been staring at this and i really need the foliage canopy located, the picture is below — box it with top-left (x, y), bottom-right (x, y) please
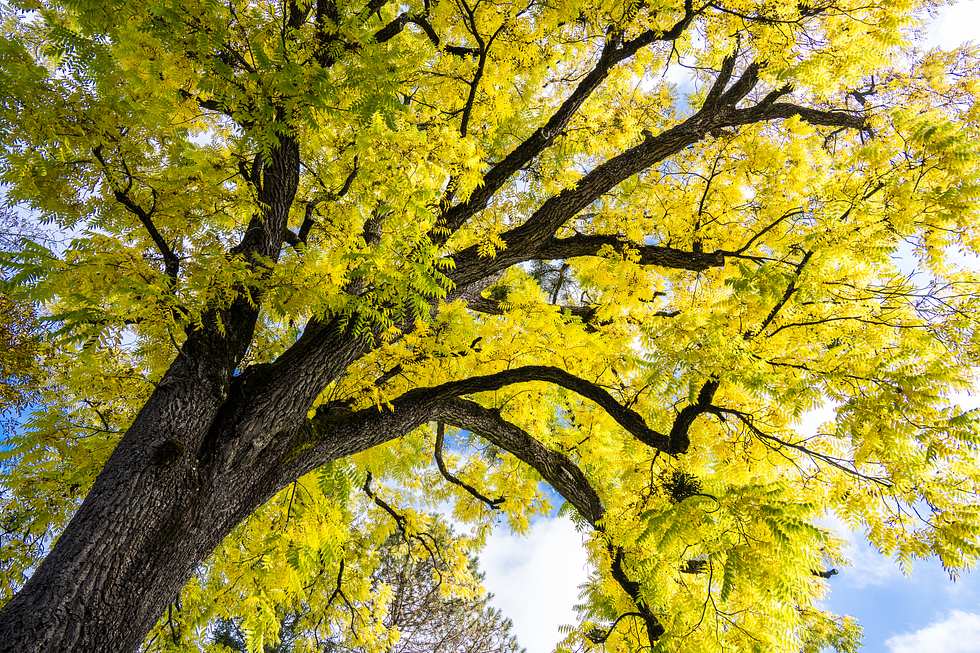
top-left (0, 0), bottom-right (978, 651)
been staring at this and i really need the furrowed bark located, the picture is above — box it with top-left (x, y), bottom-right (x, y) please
top-left (0, 354), bottom-right (439, 652)
top-left (0, 356), bottom-right (230, 652)
top-left (0, 133), bottom-right (303, 652)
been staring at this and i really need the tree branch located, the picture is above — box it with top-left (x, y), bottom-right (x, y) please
top-left (433, 421), bottom-right (505, 510)
top-left (609, 546), bottom-right (666, 642)
top-left (715, 407), bottom-right (892, 486)
top-left (466, 295), bottom-right (597, 320)
top-left (729, 101), bottom-right (867, 131)
top-left (93, 146), bottom-right (180, 284)
top-left (287, 157), bottom-right (359, 249)
top-left (466, 294), bottom-right (681, 333)
top-left (435, 1), bottom-right (700, 240)
top-left (538, 234), bottom-right (727, 271)
top-left (410, 365), bottom-right (674, 452)
top-left (744, 250), bottom-right (813, 339)
top-left (229, 135), bottom-right (300, 261)
top-left (449, 59), bottom-right (866, 291)
top-left (667, 379), bottom-right (720, 455)
top-left (288, 385), bottom-right (697, 646)
top-left (436, 398), bottom-right (604, 525)
top-left (436, 398), bottom-right (666, 643)
top-left (374, 12), bottom-right (479, 57)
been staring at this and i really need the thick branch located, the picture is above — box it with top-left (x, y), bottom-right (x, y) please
top-left (450, 62), bottom-right (865, 290)
top-left (114, 190), bottom-right (180, 283)
top-left (436, 1), bottom-right (699, 239)
top-left (408, 365), bottom-right (673, 452)
top-left (288, 388), bottom-right (690, 645)
top-left (538, 234), bottom-right (726, 271)
top-left (437, 398), bottom-right (604, 525)
top-left (287, 361), bottom-right (675, 484)
top-left (437, 398), bottom-right (665, 642)
top-left (667, 379), bottom-right (720, 454)
top-left (314, 0), bottom-right (342, 66)
top-left (459, 38), bottom-right (491, 137)
top-left (729, 102), bottom-right (867, 131)
top-left (230, 135), bottom-right (301, 262)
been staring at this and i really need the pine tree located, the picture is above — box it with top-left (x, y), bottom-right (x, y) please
top-left (201, 535), bottom-right (522, 653)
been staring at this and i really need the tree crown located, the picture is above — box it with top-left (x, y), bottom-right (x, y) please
top-left (0, 0), bottom-right (978, 651)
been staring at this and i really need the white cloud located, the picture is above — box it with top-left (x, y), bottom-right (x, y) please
top-left (794, 402), bottom-right (839, 438)
top-left (479, 516), bottom-right (591, 653)
top-left (926, 1), bottom-right (980, 50)
top-left (886, 611), bottom-right (980, 653)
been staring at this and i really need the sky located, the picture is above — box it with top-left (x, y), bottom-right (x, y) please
top-left (477, 3), bottom-right (980, 652)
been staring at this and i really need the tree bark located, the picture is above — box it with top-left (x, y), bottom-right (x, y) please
top-left (0, 358), bottom-right (235, 652)
top-left (0, 333), bottom-right (443, 651)
top-left (0, 135), bottom-right (310, 653)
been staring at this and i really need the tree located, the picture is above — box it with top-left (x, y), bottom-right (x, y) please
top-left (201, 531), bottom-right (522, 653)
top-left (0, 208), bottom-right (41, 423)
top-left (0, 0), bottom-right (977, 651)
top-left (0, 292), bottom-right (39, 421)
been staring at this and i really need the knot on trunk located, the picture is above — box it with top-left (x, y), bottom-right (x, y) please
top-left (151, 439), bottom-right (184, 467)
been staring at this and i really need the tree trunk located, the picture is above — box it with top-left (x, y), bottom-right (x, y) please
top-left (0, 323), bottom-right (423, 652)
top-left (0, 420), bottom-right (295, 651)
top-left (0, 132), bottom-right (314, 652)
top-left (0, 343), bottom-right (280, 651)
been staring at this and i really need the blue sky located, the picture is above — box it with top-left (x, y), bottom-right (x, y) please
top-left (828, 549), bottom-right (980, 652)
top-left (479, 474), bottom-right (980, 653)
top-left (477, 3), bottom-right (980, 651)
